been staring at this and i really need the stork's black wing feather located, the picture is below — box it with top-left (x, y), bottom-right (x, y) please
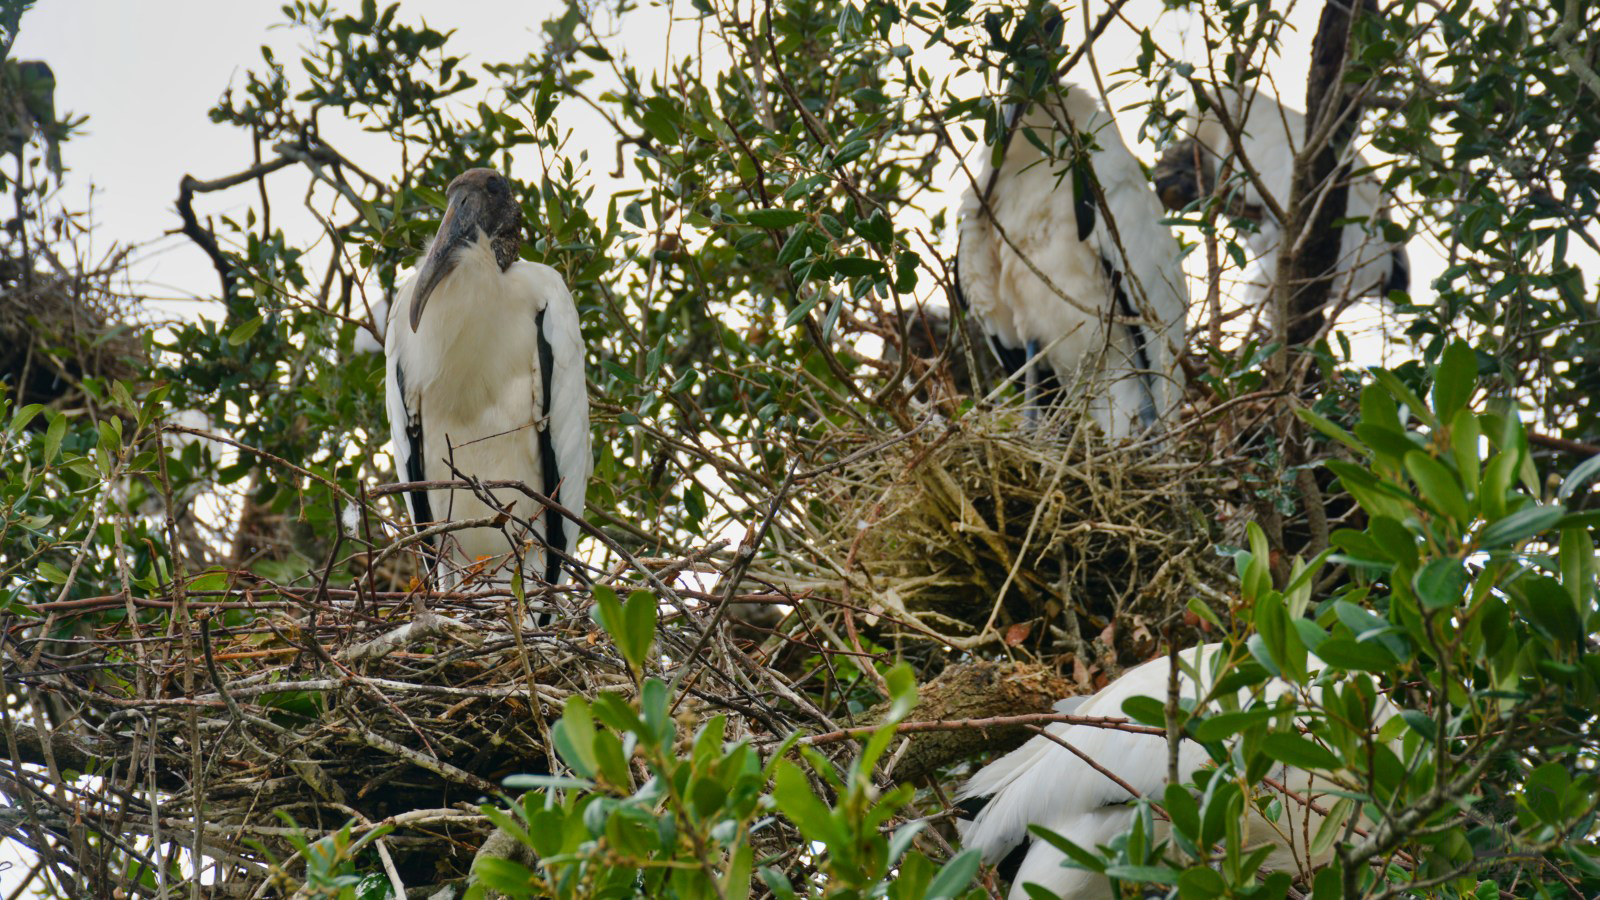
top-left (394, 361), bottom-right (435, 549)
top-left (1386, 244), bottom-right (1411, 297)
top-left (1073, 162), bottom-right (1097, 243)
top-left (1100, 255), bottom-right (1157, 428)
top-left (534, 308), bottom-right (567, 585)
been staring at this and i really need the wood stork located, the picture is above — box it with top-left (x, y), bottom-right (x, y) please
top-left (956, 81), bottom-right (1189, 439)
top-left (384, 168), bottom-right (591, 587)
top-left (955, 643), bottom-right (1393, 898)
top-left (1152, 87), bottom-right (1409, 307)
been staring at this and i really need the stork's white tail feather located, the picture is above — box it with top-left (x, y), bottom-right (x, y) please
top-left (955, 643), bottom-right (1394, 899)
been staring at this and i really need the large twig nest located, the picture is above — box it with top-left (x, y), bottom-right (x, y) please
top-left (30, 588), bottom-right (620, 891)
top-left (765, 406), bottom-right (1227, 664)
top-left (0, 251), bottom-right (144, 414)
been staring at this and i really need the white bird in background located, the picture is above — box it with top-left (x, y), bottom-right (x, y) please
top-left (1153, 87), bottom-right (1410, 307)
top-left (957, 65), bottom-right (1189, 438)
top-left (384, 168), bottom-right (591, 587)
top-left (353, 293), bottom-right (388, 355)
top-left (112, 409), bottom-right (221, 520)
top-left (956, 643), bottom-right (1393, 898)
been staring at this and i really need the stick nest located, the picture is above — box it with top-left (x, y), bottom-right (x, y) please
top-left (0, 247), bottom-right (145, 414)
top-left (761, 406), bottom-right (1231, 665)
top-left (28, 587), bottom-right (631, 894)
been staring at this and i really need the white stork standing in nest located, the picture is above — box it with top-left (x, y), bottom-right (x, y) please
top-left (1152, 87), bottom-right (1410, 308)
top-left (384, 168), bottom-right (590, 588)
top-left (955, 642), bottom-right (1395, 898)
top-left (956, 31), bottom-right (1189, 438)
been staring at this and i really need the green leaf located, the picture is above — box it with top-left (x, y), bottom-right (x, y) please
top-left (783, 291), bottom-right (823, 327)
top-left (1189, 708), bottom-right (1274, 742)
top-left (831, 139), bottom-right (870, 165)
top-left (1315, 639), bottom-right (1395, 672)
top-left (188, 571), bottom-right (231, 594)
top-left (1254, 593), bottom-right (1304, 682)
top-left (412, 185), bottom-right (447, 209)
top-left (1405, 451), bottom-right (1471, 523)
top-left (1450, 407), bottom-right (1482, 496)
top-left (1479, 504), bottom-right (1565, 548)
top-left (758, 866), bottom-right (798, 900)
top-left (42, 412), bottom-right (66, 465)
top-left (1370, 367), bottom-right (1437, 428)
top-left (1432, 339), bottom-right (1477, 419)
top-left (745, 208), bottom-right (805, 229)
top-left (1413, 558), bottom-right (1466, 610)
top-left (1261, 732), bottom-right (1341, 771)
top-left (776, 224), bottom-right (811, 266)
top-left (1104, 865), bottom-right (1178, 886)
top-left (228, 316), bottom-right (263, 346)
top-left (886, 822), bottom-right (925, 868)
top-left (1517, 576), bottom-right (1583, 648)
top-left (1310, 864), bottom-right (1345, 900)
top-left (924, 848), bottom-right (980, 899)
top-left (1296, 408), bottom-right (1365, 454)
top-left (771, 761), bottom-right (839, 846)
top-left (621, 589), bottom-right (657, 670)
top-left (1359, 382), bottom-right (1402, 431)
top-left (1163, 783), bottom-right (1200, 839)
top-left (640, 677), bottom-right (672, 743)
top-left (1177, 866), bottom-right (1227, 896)
top-left (501, 773), bottom-right (594, 791)
top-left (9, 402), bottom-right (43, 433)
top-left (723, 841), bottom-right (753, 899)
top-left (1027, 824), bottom-right (1105, 872)
top-left (882, 661), bottom-right (918, 723)
top-left (639, 108), bottom-right (678, 145)
top-left (551, 696), bottom-right (598, 778)
top-left (1399, 709), bottom-right (1437, 741)
top-left (37, 560), bottom-right (68, 585)
top-left (480, 804), bottom-right (534, 850)
top-left (1355, 421), bottom-right (1424, 463)
top-left (472, 855), bottom-right (538, 892)
top-left (1482, 450), bottom-right (1517, 519)
top-left (1522, 762), bottom-right (1570, 823)
top-left (831, 255), bottom-right (883, 278)
top-left (1186, 597), bottom-right (1224, 632)
top-left (1121, 695), bottom-right (1166, 727)
top-left (1559, 451), bottom-right (1600, 500)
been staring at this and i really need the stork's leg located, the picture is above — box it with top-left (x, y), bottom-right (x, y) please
top-left (1024, 339), bottom-right (1041, 425)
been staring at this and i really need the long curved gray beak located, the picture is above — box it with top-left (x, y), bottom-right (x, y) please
top-left (409, 188), bottom-right (485, 331)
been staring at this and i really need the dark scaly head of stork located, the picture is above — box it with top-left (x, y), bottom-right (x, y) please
top-left (408, 167), bottom-right (525, 331)
top-left (1004, 2), bottom-right (1064, 100)
top-left (1153, 137), bottom-right (1211, 212)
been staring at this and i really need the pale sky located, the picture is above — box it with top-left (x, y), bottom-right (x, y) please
top-left (14, 0), bottom-right (1418, 329)
top-left (14, 1), bottom-right (599, 311)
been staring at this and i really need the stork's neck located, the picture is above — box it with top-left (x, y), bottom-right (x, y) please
top-left (420, 237), bottom-right (518, 326)
top-left (405, 243), bottom-right (538, 417)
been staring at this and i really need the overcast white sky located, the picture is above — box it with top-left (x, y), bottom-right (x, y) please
top-left (14, 1), bottom-right (607, 310)
top-left (12, 0), bottom-right (1395, 318)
